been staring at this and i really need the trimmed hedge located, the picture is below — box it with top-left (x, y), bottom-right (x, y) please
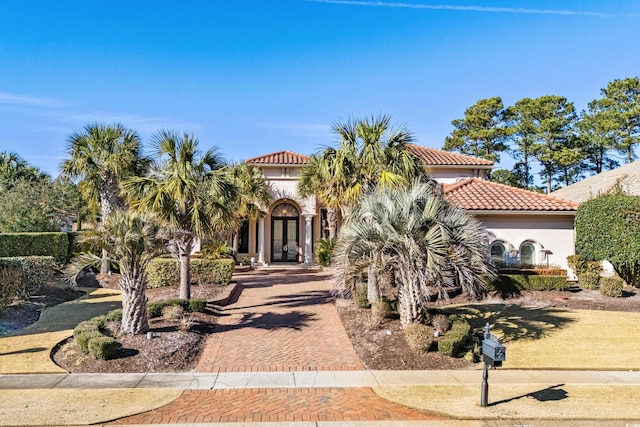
top-left (88, 336), bottom-right (121, 360)
top-left (147, 298), bottom-right (208, 318)
top-left (0, 256), bottom-right (55, 299)
top-left (146, 258), bottom-right (234, 288)
top-left (498, 268), bottom-right (567, 276)
top-left (0, 262), bottom-right (21, 310)
top-left (404, 323), bottom-right (433, 352)
top-left (578, 272), bottom-right (600, 290)
top-left (0, 233), bottom-right (69, 264)
top-left (599, 277), bottom-right (624, 297)
top-left (73, 315), bottom-right (121, 359)
top-left (485, 275), bottom-right (570, 293)
top-left (438, 316), bottom-right (471, 357)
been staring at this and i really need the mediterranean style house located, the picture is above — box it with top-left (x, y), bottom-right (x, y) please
top-left (233, 145), bottom-right (579, 273)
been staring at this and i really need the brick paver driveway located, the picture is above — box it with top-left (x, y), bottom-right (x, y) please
top-left (111, 269), bottom-right (440, 424)
top-left (196, 269), bottom-right (363, 372)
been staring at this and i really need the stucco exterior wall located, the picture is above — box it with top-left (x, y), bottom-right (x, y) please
top-left (476, 213), bottom-right (576, 274)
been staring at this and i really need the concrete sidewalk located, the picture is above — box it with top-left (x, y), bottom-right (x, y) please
top-left (2, 369), bottom-right (639, 390)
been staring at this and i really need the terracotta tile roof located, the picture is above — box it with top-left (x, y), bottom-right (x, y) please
top-left (407, 144), bottom-right (494, 167)
top-left (245, 150), bottom-right (310, 165)
top-left (444, 178), bottom-right (579, 212)
top-left (550, 160), bottom-right (640, 203)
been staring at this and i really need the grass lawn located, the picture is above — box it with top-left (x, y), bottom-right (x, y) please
top-left (375, 384), bottom-right (640, 420)
top-left (0, 287), bottom-right (122, 374)
top-left (447, 304), bottom-right (640, 370)
top-left (0, 389), bottom-right (181, 426)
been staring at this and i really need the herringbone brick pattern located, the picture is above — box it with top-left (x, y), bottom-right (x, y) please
top-left (196, 270), bottom-right (363, 372)
top-left (110, 388), bottom-right (439, 423)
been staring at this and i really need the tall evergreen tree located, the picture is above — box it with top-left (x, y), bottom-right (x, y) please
top-left (596, 77), bottom-right (640, 163)
top-left (505, 98), bottom-right (539, 190)
top-left (443, 97), bottom-right (511, 163)
top-left (576, 100), bottom-right (620, 174)
top-left (530, 96), bottom-right (580, 193)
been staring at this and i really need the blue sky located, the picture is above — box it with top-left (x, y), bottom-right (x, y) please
top-left (1, 1), bottom-right (639, 177)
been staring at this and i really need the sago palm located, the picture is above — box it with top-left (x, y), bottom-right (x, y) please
top-left (333, 182), bottom-right (494, 326)
top-left (77, 211), bottom-right (165, 334)
top-left (122, 130), bottom-right (236, 300)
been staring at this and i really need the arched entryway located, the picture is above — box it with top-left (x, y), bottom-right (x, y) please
top-left (271, 202), bottom-right (300, 262)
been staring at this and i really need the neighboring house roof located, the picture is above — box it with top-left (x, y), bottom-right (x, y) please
top-left (550, 160), bottom-right (640, 203)
top-left (245, 150), bottom-right (310, 165)
top-left (444, 178), bottom-right (579, 212)
top-left (246, 145), bottom-right (494, 168)
top-left (407, 144), bottom-right (494, 167)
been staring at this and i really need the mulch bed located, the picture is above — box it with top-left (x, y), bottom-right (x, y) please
top-left (3, 272), bottom-right (640, 373)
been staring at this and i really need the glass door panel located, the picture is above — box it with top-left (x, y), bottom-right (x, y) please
top-left (286, 220), bottom-right (298, 261)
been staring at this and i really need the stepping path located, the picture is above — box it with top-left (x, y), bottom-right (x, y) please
top-left (196, 269), bottom-right (363, 373)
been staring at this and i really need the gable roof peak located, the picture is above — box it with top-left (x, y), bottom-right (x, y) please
top-left (245, 150), bottom-right (310, 165)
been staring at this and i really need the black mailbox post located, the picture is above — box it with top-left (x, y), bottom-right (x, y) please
top-left (480, 323), bottom-right (506, 407)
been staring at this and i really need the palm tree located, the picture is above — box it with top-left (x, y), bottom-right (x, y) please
top-left (228, 162), bottom-right (271, 254)
top-left (61, 123), bottom-right (149, 273)
top-left (333, 182), bottom-right (494, 326)
top-left (299, 115), bottom-right (429, 242)
top-left (122, 130), bottom-right (236, 300)
top-left (77, 211), bottom-right (165, 334)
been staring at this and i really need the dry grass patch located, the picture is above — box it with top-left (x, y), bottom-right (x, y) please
top-left (375, 384), bottom-right (640, 420)
top-left (0, 388), bottom-right (181, 426)
top-left (0, 288), bottom-right (121, 374)
top-left (447, 304), bottom-right (640, 370)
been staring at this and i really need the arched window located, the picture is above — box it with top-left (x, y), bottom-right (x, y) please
top-left (520, 242), bottom-right (536, 267)
top-left (490, 241), bottom-right (507, 266)
top-left (272, 203), bottom-right (298, 218)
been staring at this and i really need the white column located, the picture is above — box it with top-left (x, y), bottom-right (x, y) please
top-left (303, 215), bottom-right (313, 266)
top-left (258, 217), bottom-right (265, 265)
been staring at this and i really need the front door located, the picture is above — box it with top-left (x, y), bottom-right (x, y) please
top-left (271, 203), bottom-right (300, 262)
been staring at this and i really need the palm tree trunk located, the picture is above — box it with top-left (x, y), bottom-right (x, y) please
top-left (327, 208), bottom-right (338, 240)
top-left (101, 249), bottom-right (110, 275)
top-left (367, 261), bottom-right (379, 304)
top-left (120, 276), bottom-right (149, 334)
top-left (179, 253), bottom-right (191, 300)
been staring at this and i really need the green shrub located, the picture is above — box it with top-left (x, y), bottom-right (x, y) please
top-left (188, 298), bottom-right (207, 313)
top-left (0, 233), bottom-right (69, 264)
top-left (0, 262), bottom-right (20, 311)
top-left (87, 336), bottom-right (121, 360)
top-left (0, 256), bottom-right (55, 299)
top-left (599, 277), bottom-right (624, 297)
top-left (438, 316), bottom-right (471, 357)
top-left (316, 238), bottom-right (335, 267)
top-left (73, 320), bottom-right (103, 354)
top-left (485, 275), bottom-right (570, 293)
top-left (578, 272), bottom-right (600, 290)
top-left (146, 258), bottom-right (234, 288)
top-left (199, 240), bottom-right (234, 260)
top-left (356, 293), bottom-right (369, 308)
top-left (404, 323), bottom-right (433, 352)
top-left (148, 298), bottom-right (207, 318)
top-left (105, 309), bottom-right (123, 322)
top-left (567, 254), bottom-right (601, 276)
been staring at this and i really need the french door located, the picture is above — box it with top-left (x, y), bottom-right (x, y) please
top-left (271, 217), bottom-right (299, 262)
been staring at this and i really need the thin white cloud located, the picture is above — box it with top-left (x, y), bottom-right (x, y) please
top-left (0, 92), bottom-right (67, 108)
top-left (308, 0), bottom-right (611, 17)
